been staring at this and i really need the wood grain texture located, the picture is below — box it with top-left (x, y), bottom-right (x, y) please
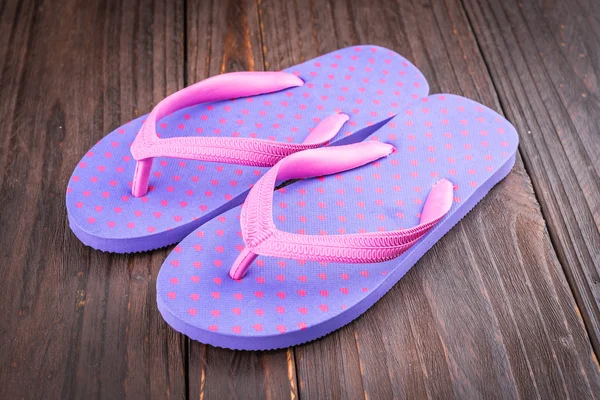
top-left (186, 1), bottom-right (298, 399)
top-left (257, 0), bottom-right (600, 398)
top-left (461, 0), bottom-right (600, 354)
top-left (0, 1), bottom-right (186, 398)
top-left (1, 0), bottom-right (600, 398)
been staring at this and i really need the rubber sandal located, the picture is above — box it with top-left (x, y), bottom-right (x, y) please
top-left (156, 94), bottom-right (519, 350)
top-left (66, 45), bottom-right (429, 253)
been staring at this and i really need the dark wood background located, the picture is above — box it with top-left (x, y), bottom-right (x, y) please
top-left (1, 0), bottom-right (599, 398)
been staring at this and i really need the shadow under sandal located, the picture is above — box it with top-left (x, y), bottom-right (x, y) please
top-left (66, 45), bottom-right (429, 253)
top-left (156, 94), bottom-right (519, 350)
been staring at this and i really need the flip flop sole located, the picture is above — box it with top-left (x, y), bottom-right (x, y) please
top-left (157, 152), bottom-right (515, 350)
top-left (66, 45), bottom-right (428, 252)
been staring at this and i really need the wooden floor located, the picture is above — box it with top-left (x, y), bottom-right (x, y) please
top-left (1, 0), bottom-right (599, 398)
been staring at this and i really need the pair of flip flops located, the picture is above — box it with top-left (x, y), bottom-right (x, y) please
top-left (67, 45), bottom-right (518, 350)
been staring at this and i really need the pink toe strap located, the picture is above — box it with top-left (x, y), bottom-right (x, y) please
top-left (130, 71), bottom-right (348, 197)
top-left (229, 143), bottom-right (453, 279)
top-left (230, 142), bottom-right (453, 280)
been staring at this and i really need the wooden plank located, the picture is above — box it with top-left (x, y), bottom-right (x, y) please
top-left (185, 1), bottom-right (299, 398)
top-left (0, 1), bottom-right (186, 398)
top-left (257, 0), bottom-right (600, 398)
top-left (461, 0), bottom-right (600, 354)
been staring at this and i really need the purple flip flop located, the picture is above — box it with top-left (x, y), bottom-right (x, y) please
top-left (156, 94), bottom-right (519, 350)
top-left (66, 45), bottom-right (429, 253)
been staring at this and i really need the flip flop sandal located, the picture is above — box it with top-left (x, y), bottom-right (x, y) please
top-left (156, 94), bottom-right (519, 350)
top-left (66, 45), bottom-right (429, 253)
